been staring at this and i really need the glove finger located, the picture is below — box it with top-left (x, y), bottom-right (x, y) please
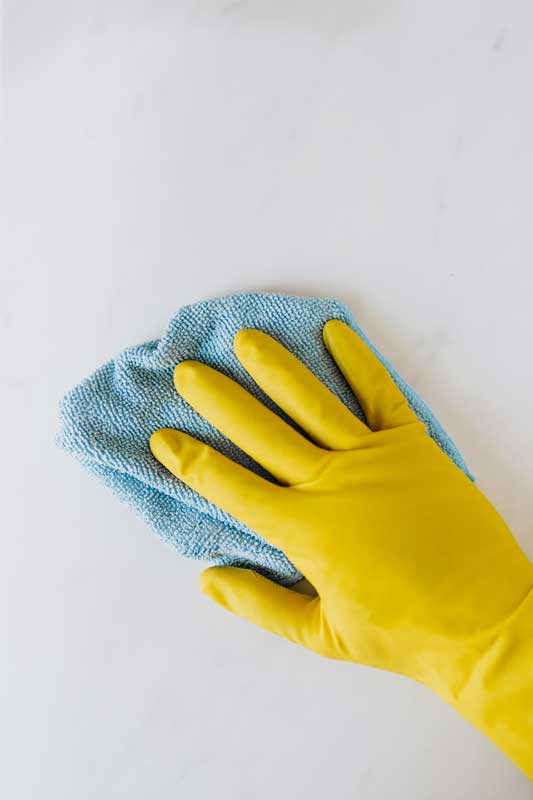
top-left (174, 361), bottom-right (325, 486)
top-left (322, 320), bottom-right (418, 431)
top-left (200, 566), bottom-right (323, 651)
top-left (150, 429), bottom-right (300, 556)
top-left (234, 329), bottom-right (369, 451)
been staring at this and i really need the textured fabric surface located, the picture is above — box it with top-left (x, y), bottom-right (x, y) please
top-left (58, 293), bottom-right (473, 585)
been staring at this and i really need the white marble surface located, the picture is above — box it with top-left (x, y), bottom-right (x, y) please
top-left (3, 1), bottom-right (533, 797)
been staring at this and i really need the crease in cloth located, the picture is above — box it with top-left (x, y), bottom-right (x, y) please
top-left (57, 292), bottom-right (473, 585)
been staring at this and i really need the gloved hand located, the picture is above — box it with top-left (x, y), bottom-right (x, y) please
top-left (150, 320), bottom-right (533, 779)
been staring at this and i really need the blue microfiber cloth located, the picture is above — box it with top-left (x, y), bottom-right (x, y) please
top-left (58, 292), bottom-right (472, 585)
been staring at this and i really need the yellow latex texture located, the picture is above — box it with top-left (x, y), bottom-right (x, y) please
top-left (150, 320), bottom-right (533, 779)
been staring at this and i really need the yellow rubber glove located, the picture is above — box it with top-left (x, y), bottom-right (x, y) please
top-left (150, 320), bottom-right (533, 779)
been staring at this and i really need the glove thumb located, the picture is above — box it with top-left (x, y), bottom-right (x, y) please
top-left (199, 566), bottom-right (320, 649)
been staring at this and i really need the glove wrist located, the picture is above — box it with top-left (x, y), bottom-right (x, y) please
top-left (428, 587), bottom-right (533, 780)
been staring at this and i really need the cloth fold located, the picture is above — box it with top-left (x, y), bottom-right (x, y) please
top-left (58, 292), bottom-right (472, 585)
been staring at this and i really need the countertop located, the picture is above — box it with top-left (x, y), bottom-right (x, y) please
top-left (3, 1), bottom-right (533, 797)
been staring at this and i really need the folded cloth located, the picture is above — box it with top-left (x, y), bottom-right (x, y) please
top-left (57, 292), bottom-right (472, 585)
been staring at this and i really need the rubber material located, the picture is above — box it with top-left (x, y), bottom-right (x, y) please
top-left (151, 320), bottom-right (533, 780)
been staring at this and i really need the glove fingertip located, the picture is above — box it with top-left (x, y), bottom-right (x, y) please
top-left (199, 565), bottom-right (237, 609)
top-left (199, 565), bottom-right (220, 593)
